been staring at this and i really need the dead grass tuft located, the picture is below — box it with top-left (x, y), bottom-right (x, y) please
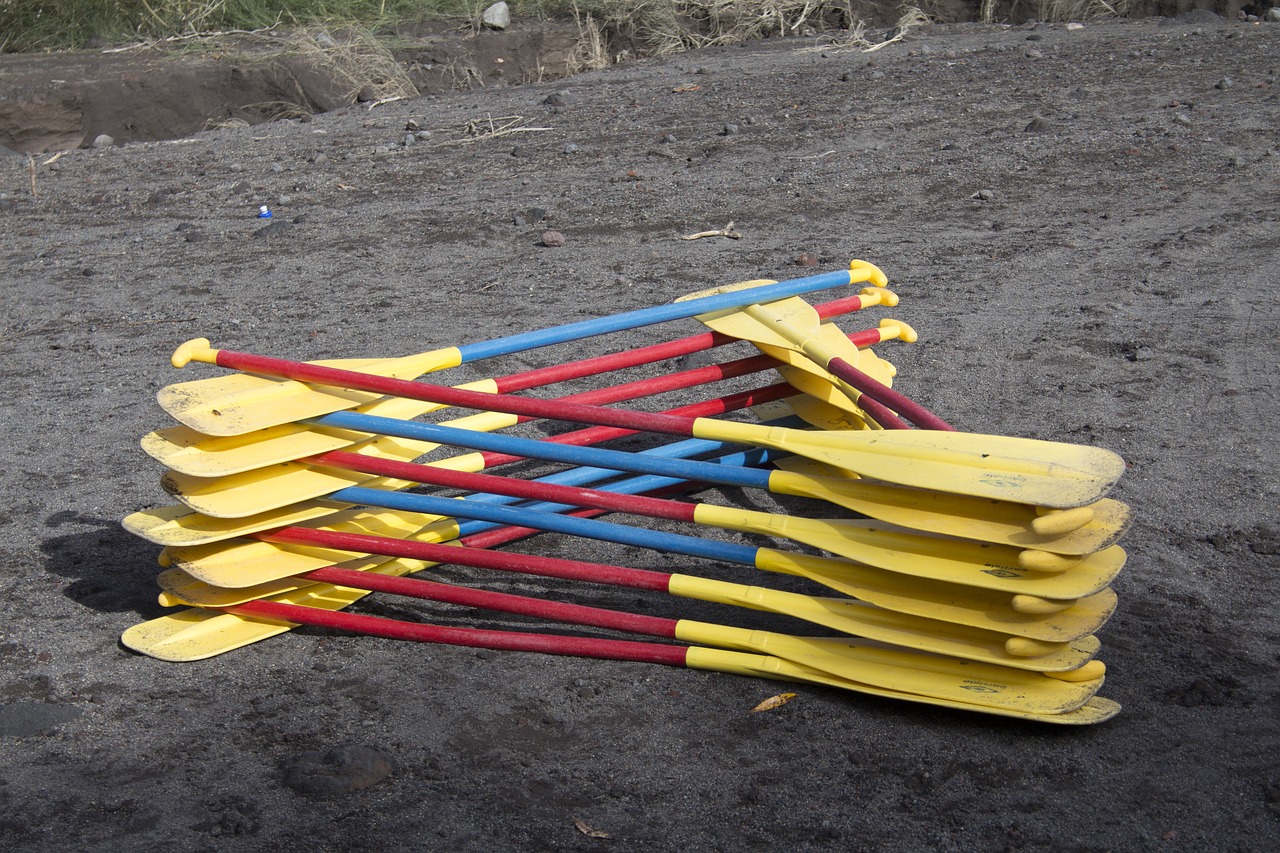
top-left (283, 25), bottom-right (418, 106)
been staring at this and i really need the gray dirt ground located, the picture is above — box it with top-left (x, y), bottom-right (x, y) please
top-left (2, 14), bottom-right (1279, 852)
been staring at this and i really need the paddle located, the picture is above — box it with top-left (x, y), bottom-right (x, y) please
top-left (160, 401), bottom-right (1127, 557)
top-left (164, 523), bottom-right (1105, 671)
top-left (147, 442), bottom-right (1119, 642)
top-left (145, 291), bottom-right (896, 477)
top-left (682, 284), bottom-right (957, 431)
top-left (171, 561), bottom-right (1102, 681)
top-left (167, 475), bottom-right (1124, 604)
top-left (166, 339), bottom-right (1126, 508)
top-left (123, 598), bottom-right (1119, 722)
top-left (158, 263), bottom-right (887, 432)
top-left (286, 448), bottom-right (1118, 581)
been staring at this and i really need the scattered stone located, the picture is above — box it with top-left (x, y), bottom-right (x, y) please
top-left (414, 131), bottom-right (432, 141)
top-left (660, 133), bottom-right (677, 144)
top-left (1268, 8), bottom-right (1280, 21)
top-left (540, 229), bottom-right (566, 247)
top-left (795, 252), bottom-right (819, 267)
top-left (405, 119), bottom-right (420, 132)
top-left (542, 92), bottom-right (566, 107)
top-left (1173, 112), bottom-right (1193, 126)
top-left (1215, 77), bottom-right (1234, 90)
top-left (564, 143), bottom-right (580, 154)
top-left (92, 133), bottom-right (114, 149)
top-left (973, 189), bottom-right (995, 201)
top-left (1066, 22), bottom-right (1085, 30)
top-left (403, 133), bottom-right (416, 147)
top-left (283, 744), bottom-right (396, 795)
top-left (1026, 33), bottom-right (1043, 41)
top-left (184, 230), bottom-right (208, 243)
top-left (1025, 48), bottom-right (1043, 59)
top-left (1024, 116), bottom-right (1049, 132)
top-left (482, 2), bottom-right (511, 30)
top-left (720, 123), bottom-right (739, 136)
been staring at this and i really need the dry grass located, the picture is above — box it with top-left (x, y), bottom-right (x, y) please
top-left (813, 5), bottom-right (931, 52)
top-left (284, 25), bottom-right (418, 105)
top-left (982, 0), bottom-right (1129, 22)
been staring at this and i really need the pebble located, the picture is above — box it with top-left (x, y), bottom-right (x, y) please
top-left (660, 133), bottom-right (677, 144)
top-left (974, 189), bottom-right (995, 201)
top-left (283, 744), bottom-right (396, 795)
top-left (795, 252), bottom-right (819, 267)
top-left (540, 229), bottom-right (566, 247)
top-left (720, 123), bottom-right (739, 136)
top-left (1025, 116), bottom-right (1049, 132)
top-left (1215, 77), bottom-right (1233, 90)
top-left (1173, 113), bottom-right (1193, 126)
top-left (563, 143), bottom-right (580, 154)
top-left (542, 92), bottom-right (566, 106)
top-left (92, 134), bottom-right (114, 149)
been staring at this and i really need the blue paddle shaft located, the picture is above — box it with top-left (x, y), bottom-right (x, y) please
top-left (457, 269), bottom-right (854, 362)
top-left (313, 411), bottom-right (776, 491)
top-left (336, 486), bottom-right (760, 565)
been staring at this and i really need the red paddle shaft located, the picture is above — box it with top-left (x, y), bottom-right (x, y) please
top-left (229, 599), bottom-right (690, 665)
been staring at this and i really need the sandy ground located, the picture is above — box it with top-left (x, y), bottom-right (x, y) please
top-left (2, 14), bottom-right (1278, 852)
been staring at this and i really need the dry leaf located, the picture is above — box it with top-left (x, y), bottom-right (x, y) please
top-left (672, 84), bottom-right (701, 93)
top-left (750, 692), bottom-right (798, 713)
top-left (573, 817), bottom-right (610, 839)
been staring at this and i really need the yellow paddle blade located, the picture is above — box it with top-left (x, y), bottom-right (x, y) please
top-left (158, 347), bottom-right (465, 435)
top-left (693, 504), bottom-right (1124, 595)
top-left (124, 501), bottom-right (354, 547)
top-left (766, 465), bottom-right (1133, 555)
top-left (666, 577), bottom-right (1096, 671)
top-left (692, 419), bottom-right (1126, 508)
top-left (688, 643), bottom-right (1101, 715)
top-left (143, 388), bottom-right (492, 477)
top-left (752, 549), bottom-right (1117, 642)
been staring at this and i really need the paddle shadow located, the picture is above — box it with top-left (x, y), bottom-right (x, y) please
top-left (39, 510), bottom-right (170, 620)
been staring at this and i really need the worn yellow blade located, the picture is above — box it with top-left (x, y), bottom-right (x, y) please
top-left (767, 462), bottom-right (1131, 555)
top-left (144, 388), bottom-right (492, 477)
top-left (157, 347), bottom-right (465, 436)
top-left (691, 419), bottom-right (1126, 509)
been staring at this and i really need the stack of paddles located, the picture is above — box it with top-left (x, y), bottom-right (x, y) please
top-left (121, 261), bottom-right (1133, 725)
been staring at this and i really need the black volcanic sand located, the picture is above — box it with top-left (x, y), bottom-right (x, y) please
top-left (1, 16), bottom-right (1278, 852)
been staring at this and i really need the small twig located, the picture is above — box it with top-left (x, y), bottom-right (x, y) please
top-left (787, 150), bottom-right (837, 160)
top-left (681, 221), bottom-right (741, 241)
top-left (27, 154), bottom-right (37, 198)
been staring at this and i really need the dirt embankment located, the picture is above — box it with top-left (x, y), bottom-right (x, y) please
top-left (0, 0), bottom-right (1258, 154)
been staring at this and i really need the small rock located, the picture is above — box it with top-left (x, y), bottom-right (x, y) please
top-left (92, 133), bottom-right (114, 149)
top-left (414, 130), bottom-right (432, 141)
top-left (1025, 48), bottom-right (1043, 59)
top-left (660, 133), bottom-right (677, 144)
top-left (1267, 8), bottom-right (1280, 21)
top-left (1173, 112), bottom-right (1193, 126)
top-left (973, 189), bottom-right (995, 201)
top-left (1026, 33), bottom-right (1043, 41)
top-left (184, 230), bottom-right (208, 243)
top-left (542, 92), bottom-right (566, 106)
top-left (540, 229), bottom-right (566, 247)
top-left (403, 133), bottom-right (416, 147)
top-left (1024, 116), bottom-right (1049, 132)
top-left (719, 123), bottom-right (739, 136)
top-left (405, 119), bottom-right (420, 132)
top-left (563, 143), bottom-right (580, 154)
top-left (795, 252), bottom-right (819, 267)
top-left (482, 1), bottom-right (511, 30)
top-left (1215, 77), bottom-right (1234, 90)
top-left (356, 86), bottom-right (376, 103)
